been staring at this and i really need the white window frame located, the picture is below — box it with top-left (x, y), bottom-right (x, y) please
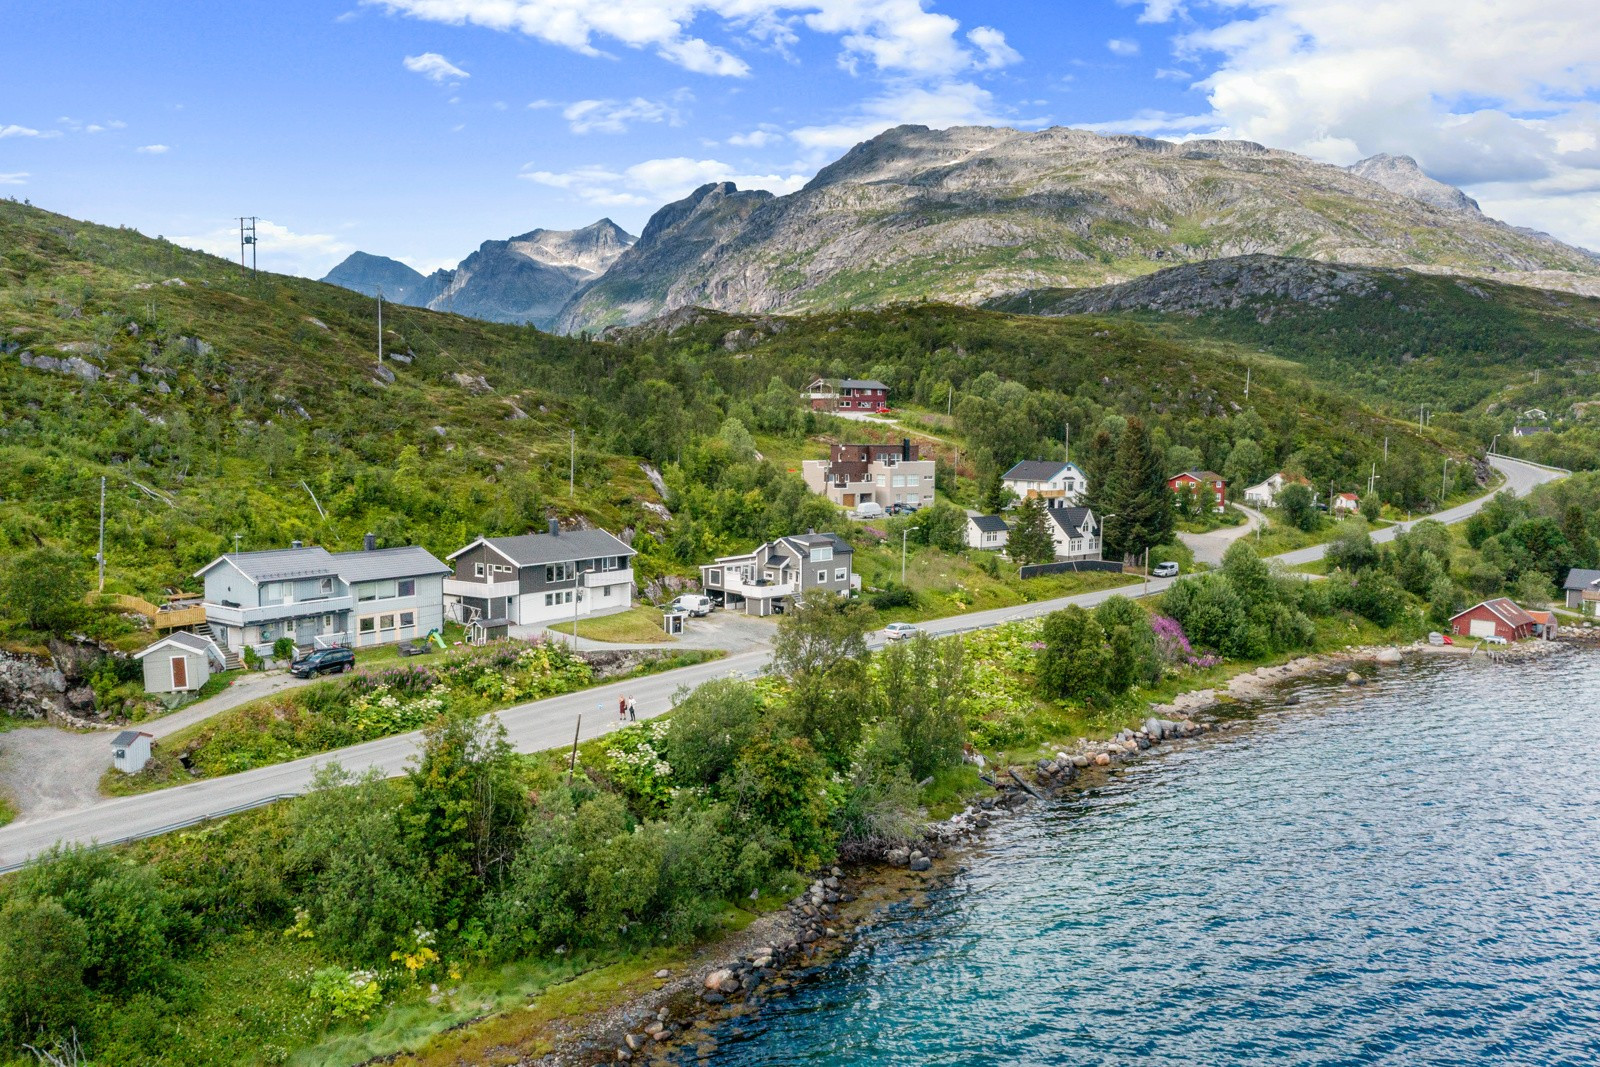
top-left (835, 567), bottom-right (847, 581)
top-left (816, 570), bottom-right (827, 583)
top-left (475, 563), bottom-right (485, 578)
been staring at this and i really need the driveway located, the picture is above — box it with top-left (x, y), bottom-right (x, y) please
top-left (0, 455), bottom-right (1563, 872)
top-left (1179, 503), bottom-right (1267, 567)
top-left (519, 609), bottom-right (777, 655)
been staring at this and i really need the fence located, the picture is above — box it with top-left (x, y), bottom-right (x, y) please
top-left (1017, 559), bottom-right (1128, 579)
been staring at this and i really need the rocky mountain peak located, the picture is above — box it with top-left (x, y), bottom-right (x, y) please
top-left (1348, 153), bottom-right (1482, 215)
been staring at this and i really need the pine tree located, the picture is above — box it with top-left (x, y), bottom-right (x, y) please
top-left (1008, 496), bottom-right (1056, 564)
top-left (1105, 417), bottom-right (1173, 559)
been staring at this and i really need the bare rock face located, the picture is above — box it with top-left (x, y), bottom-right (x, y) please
top-left (1347, 153), bottom-right (1481, 216)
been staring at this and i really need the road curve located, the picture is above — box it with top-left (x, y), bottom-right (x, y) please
top-left (0, 455), bottom-right (1563, 871)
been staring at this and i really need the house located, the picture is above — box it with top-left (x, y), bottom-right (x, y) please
top-left (1168, 471), bottom-right (1228, 513)
top-left (805, 377), bottom-right (889, 412)
top-left (444, 521), bottom-right (635, 627)
top-left (802, 440), bottom-right (936, 512)
top-left (111, 730), bottom-right (153, 774)
top-left (1526, 610), bottom-right (1559, 639)
top-left (134, 632), bottom-right (225, 695)
top-left (1243, 472), bottom-right (1305, 508)
top-left (1332, 492), bottom-right (1361, 516)
top-left (1562, 568), bottom-right (1600, 614)
top-left (966, 514), bottom-right (1010, 551)
top-left (1522, 408), bottom-right (1549, 421)
top-left (1001, 460), bottom-right (1087, 508)
top-left (1046, 507), bottom-right (1103, 561)
top-left (196, 535), bottom-right (451, 657)
top-left (700, 533), bottom-right (856, 616)
top-left (1449, 598), bottom-right (1536, 642)
top-left (1512, 425), bottom-right (1551, 437)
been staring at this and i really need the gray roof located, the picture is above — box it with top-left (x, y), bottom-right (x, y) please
top-left (457, 528), bottom-right (634, 567)
top-left (1048, 506), bottom-right (1097, 537)
top-left (1563, 568), bottom-right (1600, 591)
top-left (969, 514), bottom-right (1009, 533)
top-left (1003, 460), bottom-right (1072, 482)
top-left (134, 631), bottom-right (220, 661)
top-left (839, 378), bottom-right (888, 390)
top-left (199, 546), bottom-right (340, 582)
top-left (332, 545), bottom-right (452, 583)
top-left (782, 532), bottom-right (853, 558)
top-left (111, 730), bottom-right (149, 747)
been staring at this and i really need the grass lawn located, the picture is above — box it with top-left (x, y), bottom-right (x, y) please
top-left (0, 793), bottom-right (14, 827)
top-left (334, 622), bottom-right (468, 669)
top-left (853, 543), bottom-right (1140, 623)
top-left (569, 605), bottom-right (676, 644)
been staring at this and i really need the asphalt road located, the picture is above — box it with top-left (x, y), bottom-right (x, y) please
top-left (0, 455), bottom-right (1562, 872)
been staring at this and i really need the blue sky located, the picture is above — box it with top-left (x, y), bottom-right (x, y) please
top-left (5, 0), bottom-right (1598, 276)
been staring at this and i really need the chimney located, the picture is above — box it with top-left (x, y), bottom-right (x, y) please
top-left (548, 518), bottom-right (560, 537)
top-left (363, 532), bottom-right (376, 552)
top-left (291, 539), bottom-right (303, 549)
top-left (902, 437), bottom-right (911, 461)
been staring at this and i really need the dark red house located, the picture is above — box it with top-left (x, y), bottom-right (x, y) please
top-left (806, 377), bottom-right (889, 412)
top-left (1168, 470), bottom-right (1228, 513)
top-left (1449, 598), bottom-right (1536, 641)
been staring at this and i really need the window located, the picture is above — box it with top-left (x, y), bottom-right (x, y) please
top-left (398, 579), bottom-right (415, 597)
top-left (812, 545), bottom-right (832, 563)
top-left (905, 474), bottom-right (919, 486)
top-left (546, 562), bottom-right (573, 582)
top-left (602, 586), bottom-right (612, 597)
top-left (544, 593), bottom-right (555, 607)
top-left (816, 570), bottom-right (827, 583)
top-left (319, 578), bottom-right (333, 595)
top-left (379, 614), bottom-right (396, 630)
top-left (566, 590), bottom-right (574, 604)
top-left (399, 611), bottom-right (415, 627)
top-left (876, 474), bottom-right (886, 486)
top-left (358, 618), bottom-right (376, 634)
top-left (891, 475), bottom-right (905, 488)
top-left (359, 587), bottom-right (377, 602)
top-left (835, 568), bottom-right (847, 581)
top-left (475, 563), bottom-right (485, 578)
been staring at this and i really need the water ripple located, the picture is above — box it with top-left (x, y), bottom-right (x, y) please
top-left (681, 653), bottom-right (1600, 1066)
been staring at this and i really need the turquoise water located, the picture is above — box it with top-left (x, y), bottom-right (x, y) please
top-left (685, 652), bottom-right (1600, 1065)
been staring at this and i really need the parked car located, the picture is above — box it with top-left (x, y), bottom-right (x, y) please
top-left (883, 621), bottom-right (919, 642)
top-left (1152, 561), bottom-right (1180, 578)
top-left (290, 646), bottom-right (355, 678)
top-left (851, 502), bottom-right (885, 520)
top-left (670, 594), bottom-right (714, 617)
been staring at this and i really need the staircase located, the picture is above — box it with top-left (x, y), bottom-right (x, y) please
top-left (194, 621), bottom-right (243, 671)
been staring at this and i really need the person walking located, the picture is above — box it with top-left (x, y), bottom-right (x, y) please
top-left (618, 695), bottom-right (627, 721)
top-left (627, 696), bottom-right (637, 721)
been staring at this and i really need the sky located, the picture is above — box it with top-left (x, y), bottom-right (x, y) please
top-left (4, 0), bottom-right (1599, 278)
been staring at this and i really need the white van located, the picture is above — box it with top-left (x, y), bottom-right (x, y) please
top-left (670, 594), bottom-right (714, 617)
top-left (851, 502), bottom-right (885, 520)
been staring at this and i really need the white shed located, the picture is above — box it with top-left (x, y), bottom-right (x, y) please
top-left (134, 632), bottom-right (225, 695)
top-left (111, 730), bottom-right (154, 774)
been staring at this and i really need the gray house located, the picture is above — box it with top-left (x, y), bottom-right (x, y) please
top-left (1047, 507), bottom-right (1103, 561)
top-left (1563, 568), bottom-right (1600, 614)
top-left (700, 533), bottom-right (857, 616)
top-left (196, 536), bottom-right (451, 656)
top-left (134, 631), bottom-right (225, 695)
top-left (443, 522), bottom-right (635, 627)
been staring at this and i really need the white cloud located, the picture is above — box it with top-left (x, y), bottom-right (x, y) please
top-left (789, 80), bottom-right (1039, 153)
top-left (403, 51), bottom-right (470, 83)
top-left (522, 156), bottom-right (808, 206)
top-left (1154, 67), bottom-right (1190, 80)
top-left (1, 124), bottom-right (60, 139)
top-left (136, 144), bottom-right (169, 154)
top-left (368, 1), bottom-right (1021, 79)
top-left (729, 127), bottom-right (784, 147)
top-left (1103, 0), bottom-right (1600, 250)
top-left (0, 172), bottom-right (28, 185)
top-left (1107, 38), bottom-right (1140, 57)
top-left (563, 95), bottom-right (686, 134)
top-left (171, 219), bottom-right (355, 278)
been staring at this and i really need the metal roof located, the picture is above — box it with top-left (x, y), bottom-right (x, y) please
top-left (331, 545), bottom-right (452, 583)
top-left (1174, 470), bottom-right (1227, 484)
top-left (1003, 460), bottom-right (1074, 482)
top-left (969, 514), bottom-right (1010, 533)
top-left (781, 532), bottom-right (853, 558)
top-left (453, 528), bottom-right (634, 567)
top-left (838, 378), bottom-right (888, 390)
top-left (111, 730), bottom-right (150, 747)
top-left (197, 546), bottom-right (340, 583)
top-left (1047, 506), bottom-right (1097, 537)
top-left (1563, 568), bottom-right (1600, 591)
top-left (133, 631), bottom-right (221, 662)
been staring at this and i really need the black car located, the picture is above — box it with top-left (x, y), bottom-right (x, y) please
top-left (290, 646), bottom-right (355, 678)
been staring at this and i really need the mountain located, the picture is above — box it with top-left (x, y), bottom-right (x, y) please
top-left (324, 219), bottom-right (634, 330)
top-left (554, 124), bottom-right (1600, 333)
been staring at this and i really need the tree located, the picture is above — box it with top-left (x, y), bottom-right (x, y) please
top-left (772, 588), bottom-right (869, 681)
top-left (1036, 605), bottom-right (1109, 702)
top-left (1561, 504), bottom-right (1595, 568)
top-left (1105, 418), bottom-right (1173, 558)
top-left (665, 679), bottom-right (765, 788)
top-left (1162, 573), bottom-right (1250, 658)
top-left (0, 546), bottom-right (86, 635)
top-left (729, 734), bottom-right (833, 868)
top-left (876, 635), bottom-right (968, 780)
top-left (1006, 497), bottom-right (1056, 564)
top-left (1326, 522), bottom-right (1380, 573)
top-left (1278, 482), bottom-right (1320, 533)
top-left (772, 589), bottom-right (873, 764)
top-left (1221, 541), bottom-right (1276, 610)
top-left (0, 896), bottom-right (89, 1048)
top-left (1360, 490), bottom-right (1383, 521)
top-left (1094, 596), bottom-right (1161, 692)
top-left (1223, 438), bottom-right (1266, 490)
top-left (914, 500), bottom-right (968, 554)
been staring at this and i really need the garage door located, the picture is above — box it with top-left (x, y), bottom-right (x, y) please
top-left (1469, 619), bottom-right (1498, 639)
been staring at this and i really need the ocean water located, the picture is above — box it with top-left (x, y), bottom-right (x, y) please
top-left (681, 651), bottom-right (1600, 1066)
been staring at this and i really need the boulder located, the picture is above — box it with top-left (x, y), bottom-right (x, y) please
top-left (909, 855), bottom-right (932, 872)
top-left (703, 968), bottom-right (734, 991)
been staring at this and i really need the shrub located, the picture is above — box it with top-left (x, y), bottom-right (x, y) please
top-left (729, 734), bottom-right (833, 869)
top-left (0, 895), bottom-right (90, 1047)
top-left (309, 967), bottom-right (383, 1021)
top-left (272, 637), bottom-right (296, 662)
top-left (869, 583), bottom-right (918, 611)
top-left (604, 719), bottom-right (675, 813)
top-left (664, 679), bottom-right (765, 789)
top-left (1036, 605), bottom-right (1109, 702)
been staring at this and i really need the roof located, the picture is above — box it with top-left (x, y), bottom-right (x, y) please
top-left (1003, 460), bottom-right (1074, 482)
top-left (332, 545), bottom-right (452, 583)
top-left (1173, 470), bottom-right (1226, 484)
top-left (1454, 598), bottom-right (1537, 629)
top-left (969, 514), bottom-right (1010, 533)
top-left (449, 528), bottom-right (634, 567)
top-left (1335, 492), bottom-right (1360, 501)
top-left (1563, 568), bottom-right (1600, 591)
top-left (781, 532), bottom-right (853, 558)
top-left (1047, 506), bottom-right (1097, 537)
top-left (1526, 610), bottom-right (1555, 624)
top-left (838, 378), bottom-right (888, 390)
top-left (133, 631), bottom-right (222, 663)
top-left (195, 546), bottom-right (339, 582)
top-left (111, 730), bottom-right (151, 747)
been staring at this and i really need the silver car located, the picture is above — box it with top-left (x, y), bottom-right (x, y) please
top-left (883, 621), bottom-right (919, 642)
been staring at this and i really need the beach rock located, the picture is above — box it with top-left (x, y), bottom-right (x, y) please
top-left (909, 855), bottom-right (932, 871)
top-left (704, 969), bottom-right (734, 991)
top-left (654, 969), bottom-right (670, 979)
top-left (1375, 648), bottom-right (1403, 664)
top-left (625, 1034), bottom-right (645, 1051)
top-left (1346, 671), bottom-right (1365, 685)
top-left (1094, 753), bottom-right (1111, 766)
top-left (1071, 754), bottom-right (1090, 768)
top-left (701, 991), bottom-right (725, 1004)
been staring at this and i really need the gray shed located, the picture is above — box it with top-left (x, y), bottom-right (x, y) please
top-left (111, 730), bottom-right (154, 774)
top-left (134, 632), bottom-right (225, 695)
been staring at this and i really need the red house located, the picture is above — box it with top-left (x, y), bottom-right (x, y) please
top-left (806, 377), bottom-right (889, 412)
top-left (1449, 598), bottom-right (1536, 642)
top-left (1168, 470), bottom-right (1228, 513)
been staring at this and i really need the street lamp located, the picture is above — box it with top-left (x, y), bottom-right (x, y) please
top-left (1490, 434), bottom-right (1499, 456)
top-left (1441, 458), bottom-right (1452, 504)
top-left (901, 527), bottom-right (920, 583)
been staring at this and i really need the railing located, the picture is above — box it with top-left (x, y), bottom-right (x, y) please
top-left (443, 578), bottom-right (520, 599)
top-left (721, 577), bottom-right (798, 599)
top-left (94, 593), bottom-right (207, 629)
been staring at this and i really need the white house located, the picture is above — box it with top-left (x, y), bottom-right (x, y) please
top-left (111, 730), bottom-right (153, 774)
top-left (1244, 472), bottom-right (1305, 508)
top-left (1332, 492), bottom-right (1361, 516)
top-left (134, 632), bottom-right (225, 695)
top-left (966, 514), bottom-right (1010, 551)
top-left (1047, 507), bottom-right (1102, 561)
top-left (1002, 460), bottom-right (1086, 508)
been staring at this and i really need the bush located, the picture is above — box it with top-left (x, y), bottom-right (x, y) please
top-left (1326, 522), bottom-right (1380, 573)
top-left (272, 637), bottom-right (296, 662)
top-left (1278, 483), bottom-right (1321, 533)
top-left (1329, 567), bottom-right (1409, 627)
top-left (869, 583), bottom-right (918, 611)
top-left (729, 734), bottom-right (833, 869)
top-left (0, 546), bottom-right (86, 636)
top-left (1037, 605), bottom-right (1109, 702)
top-left (875, 635), bottom-right (968, 780)
top-left (0, 895), bottom-right (90, 1047)
top-left (1162, 573), bottom-right (1250, 658)
top-left (664, 679), bottom-right (765, 789)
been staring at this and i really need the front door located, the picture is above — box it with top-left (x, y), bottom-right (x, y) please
top-left (843, 493), bottom-right (856, 507)
top-left (296, 616), bottom-right (316, 647)
top-left (170, 655), bottom-right (188, 690)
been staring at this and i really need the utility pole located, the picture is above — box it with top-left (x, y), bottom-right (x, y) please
top-left (1442, 458), bottom-right (1451, 503)
top-left (237, 216), bottom-right (257, 277)
top-left (97, 476), bottom-right (106, 591)
top-left (1490, 434), bottom-right (1499, 456)
top-left (901, 527), bottom-right (920, 583)
top-left (1064, 419), bottom-right (1070, 464)
top-left (1383, 436), bottom-right (1389, 461)
top-left (1244, 366), bottom-right (1251, 400)
top-left (1368, 462), bottom-right (1377, 494)
top-left (377, 289), bottom-right (384, 365)
top-left (569, 430), bottom-right (576, 497)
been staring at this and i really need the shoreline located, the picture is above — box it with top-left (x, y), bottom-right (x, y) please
top-left (399, 635), bottom-right (1572, 1065)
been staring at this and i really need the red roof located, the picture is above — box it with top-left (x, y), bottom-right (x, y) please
top-left (1453, 598), bottom-right (1536, 629)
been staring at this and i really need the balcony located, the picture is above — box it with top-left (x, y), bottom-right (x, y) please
top-left (204, 595), bottom-right (353, 628)
top-left (721, 576), bottom-right (798, 600)
top-left (443, 578), bottom-right (520, 600)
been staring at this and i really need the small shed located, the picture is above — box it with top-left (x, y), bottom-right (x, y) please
top-left (661, 610), bottom-right (687, 636)
top-left (111, 730), bottom-right (154, 774)
top-left (1525, 610), bottom-right (1559, 639)
top-left (468, 615), bottom-right (510, 646)
top-left (1332, 492), bottom-right (1360, 516)
top-left (1450, 599), bottom-right (1536, 642)
top-left (133, 631), bottom-right (225, 695)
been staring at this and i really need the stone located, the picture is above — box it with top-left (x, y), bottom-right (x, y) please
top-left (616, 1049), bottom-right (631, 1062)
top-left (1346, 671), bottom-right (1365, 685)
top-left (1071, 754), bottom-right (1090, 768)
top-left (886, 847), bottom-right (910, 867)
top-left (654, 969), bottom-right (670, 979)
top-left (909, 856), bottom-right (932, 872)
top-left (625, 1033), bottom-right (645, 1051)
top-left (719, 976), bottom-right (741, 994)
top-left (704, 968), bottom-right (734, 991)
top-left (701, 991), bottom-right (725, 1004)
top-left (1375, 648), bottom-right (1402, 664)
top-left (645, 1022), bottom-right (665, 1036)
top-left (1094, 753), bottom-right (1111, 767)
